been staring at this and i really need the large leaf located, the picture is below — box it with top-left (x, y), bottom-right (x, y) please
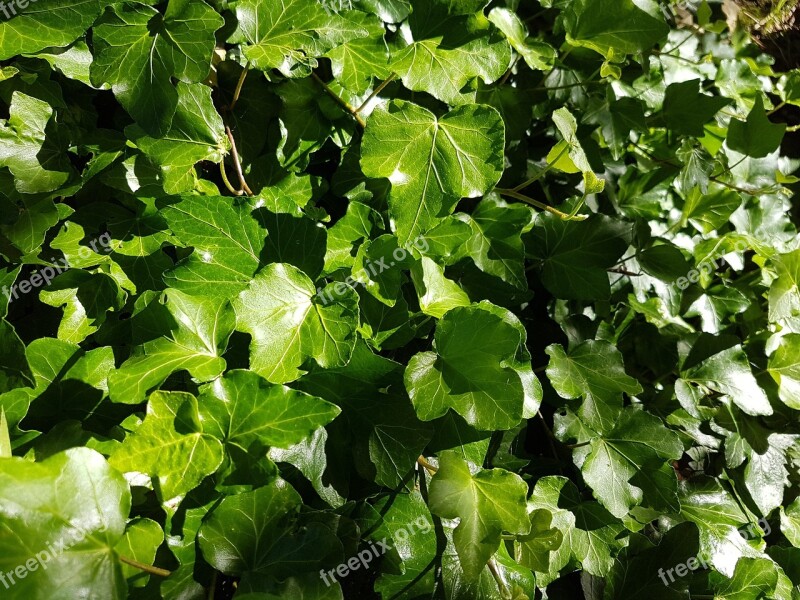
top-left (405, 302), bottom-right (539, 431)
top-left (0, 448), bottom-right (130, 599)
top-left (428, 452), bottom-right (529, 581)
top-left (91, 0), bottom-right (224, 135)
top-left (233, 263), bottom-right (359, 383)
top-left (361, 100), bottom-right (505, 246)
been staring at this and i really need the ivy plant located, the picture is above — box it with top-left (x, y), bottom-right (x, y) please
top-left (0, 0), bottom-right (799, 598)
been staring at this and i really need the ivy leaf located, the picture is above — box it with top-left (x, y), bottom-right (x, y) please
top-left (458, 196), bottom-right (533, 290)
top-left (513, 509), bottom-right (563, 572)
top-left (488, 8), bottom-right (555, 71)
top-left (562, 0), bottom-right (668, 59)
top-left (198, 478), bottom-right (342, 577)
top-left (410, 256), bottom-right (471, 319)
top-left (162, 195), bottom-right (267, 297)
top-left (198, 369), bottom-right (340, 450)
top-left (109, 391), bottom-right (224, 501)
top-left (727, 96), bottom-right (786, 158)
top-left (546, 340), bottom-right (642, 432)
top-left (235, 0), bottom-right (368, 77)
top-left (681, 345), bottom-right (772, 416)
top-left (768, 250), bottom-right (800, 333)
top-left (0, 448), bottom-right (130, 599)
top-left (528, 476), bottom-right (626, 582)
top-left (390, 0), bottom-right (511, 105)
top-left (428, 452), bottom-right (529, 581)
top-left (108, 289), bottom-right (234, 404)
top-left (578, 409), bottom-right (683, 518)
top-left (0, 0), bottom-right (105, 60)
top-left (0, 92), bottom-right (75, 193)
top-left (361, 100), bottom-right (505, 246)
top-left (709, 557), bottom-right (779, 600)
top-left (91, 0), bottom-right (224, 135)
top-left (528, 214), bottom-right (631, 301)
top-left (405, 302), bottom-right (537, 431)
top-left (663, 80), bottom-right (730, 137)
top-left (326, 12), bottom-right (391, 94)
top-left (128, 82), bottom-right (228, 194)
top-left (769, 334), bottom-right (800, 409)
top-left (233, 263), bottom-right (359, 384)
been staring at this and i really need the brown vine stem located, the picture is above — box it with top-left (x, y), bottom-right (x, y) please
top-left (356, 73), bottom-right (396, 113)
top-left (218, 62), bottom-right (254, 196)
top-left (224, 124), bottom-right (254, 196)
top-left (417, 456), bottom-right (438, 475)
top-left (311, 72), bottom-right (366, 128)
top-left (495, 188), bottom-right (587, 220)
top-left (119, 555), bottom-right (171, 577)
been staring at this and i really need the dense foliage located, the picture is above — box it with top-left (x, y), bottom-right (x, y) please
top-left (0, 0), bottom-right (799, 598)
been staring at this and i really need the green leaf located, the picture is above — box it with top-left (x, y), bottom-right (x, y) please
top-left (361, 100), bottom-right (505, 246)
top-left (109, 391), bottom-right (224, 501)
top-left (578, 409), bottom-right (683, 518)
top-left (529, 476), bottom-right (626, 582)
top-left (663, 80), bottom-right (731, 137)
top-left (162, 195), bottom-right (267, 296)
top-left (0, 0), bottom-right (105, 60)
top-left (528, 213), bottom-right (631, 300)
top-left (405, 302), bottom-right (538, 430)
top-left (0, 409), bottom-right (10, 458)
top-left (428, 452), bottom-right (529, 581)
top-left (769, 334), bottom-right (800, 409)
top-left (769, 250), bottom-right (800, 333)
top-left (326, 12), bottom-right (391, 94)
top-left (0, 448), bottom-right (130, 599)
top-left (129, 82), bottom-right (228, 194)
top-left (727, 96), bottom-right (786, 158)
top-left (235, 0), bottom-right (368, 77)
top-left (108, 289), bottom-right (234, 404)
top-left (198, 369), bottom-right (340, 450)
top-left (233, 263), bottom-right (358, 384)
top-left (513, 509), bottom-right (563, 573)
top-left (562, 0), bottom-right (669, 59)
top-left (681, 345), bottom-right (772, 416)
top-left (91, 0), bottom-right (224, 135)
top-left (488, 8), bottom-right (556, 71)
top-left (198, 478), bottom-right (342, 577)
top-left (709, 557), bottom-right (779, 600)
top-left (411, 256), bottom-right (471, 319)
top-left (390, 0), bottom-right (511, 105)
top-left (459, 196), bottom-right (533, 290)
top-left (0, 92), bottom-right (75, 193)
top-left (546, 340), bottom-right (643, 432)
top-left (114, 518), bottom-right (164, 587)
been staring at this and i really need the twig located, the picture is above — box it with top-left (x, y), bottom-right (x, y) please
top-left (219, 162), bottom-right (243, 196)
top-left (119, 555), bottom-right (171, 577)
top-left (607, 267), bottom-right (641, 276)
top-left (356, 73), bottom-right (396, 113)
top-left (224, 124), bottom-right (254, 196)
top-left (417, 456), bottom-right (438, 475)
top-left (311, 72), bottom-right (366, 128)
top-left (495, 188), bottom-right (587, 220)
top-left (229, 61), bottom-right (250, 112)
